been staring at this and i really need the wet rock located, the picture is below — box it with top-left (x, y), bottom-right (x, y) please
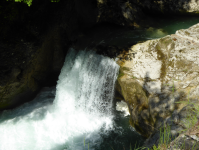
top-left (0, 0), bottom-right (97, 110)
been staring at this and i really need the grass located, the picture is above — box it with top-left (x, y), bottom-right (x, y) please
top-left (82, 99), bottom-right (199, 150)
top-left (132, 78), bottom-right (199, 150)
top-left (133, 86), bottom-right (199, 150)
top-left (132, 105), bottom-right (199, 150)
top-left (139, 103), bottom-right (199, 150)
top-left (139, 124), bottom-right (175, 150)
top-left (82, 97), bottom-right (199, 150)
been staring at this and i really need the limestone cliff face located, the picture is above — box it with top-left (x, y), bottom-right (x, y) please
top-left (116, 23), bottom-right (199, 141)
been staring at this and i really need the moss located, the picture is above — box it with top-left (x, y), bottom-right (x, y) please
top-left (122, 67), bottom-right (130, 71)
top-left (155, 37), bottom-right (175, 83)
top-left (184, 31), bottom-right (190, 36)
top-left (117, 68), bottom-right (125, 80)
top-left (149, 113), bottom-right (156, 125)
top-left (175, 59), bottom-right (193, 73)
top-left (117, 71), bottom-right (124, 79)
top-left (158, 37), bottom-right (174, 49)
top-left (155, 45), bottom-right (167, 82)
top-left (11, 0), bottom-right (60, 7)
top-left (131, 76), bottom-right (137, 79)
top-left (156, 44), bottom-right (161, 51)
top-left (117, 67), bottom-right (131, 80)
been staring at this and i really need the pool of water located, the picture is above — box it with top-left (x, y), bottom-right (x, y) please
top-left (77, 16), bottom-right (199, 49)
top-left (93, 102), bottom-right (145, 150)
top-left (63, 101), bottom-right (146, 150)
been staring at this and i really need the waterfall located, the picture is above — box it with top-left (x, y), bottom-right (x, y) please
top-left (0, 48), bottom-right (119, 150)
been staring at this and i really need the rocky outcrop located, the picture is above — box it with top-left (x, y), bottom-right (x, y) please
top-left (97, 0), bottom-right (145, 27)
top-left (116, 23), bottom-right (199, 148)
top-left (97, 0), bottom-right (199, 29)
top-left (0, 26), bottom-right (65, 110)
top-left (133, 0), bottom-right (199, 15)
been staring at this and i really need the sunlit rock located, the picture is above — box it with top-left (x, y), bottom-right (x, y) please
top-left (116, 23), bottom-right (199, 140)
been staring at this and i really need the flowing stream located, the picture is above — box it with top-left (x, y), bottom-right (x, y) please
top-left (0, 16), bottom-right (199, 150)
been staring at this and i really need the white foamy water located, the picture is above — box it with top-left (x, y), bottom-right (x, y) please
top-left (116, 101), bottom-right (130, 117)
top-left (0, 48), bottom-right (119, 150)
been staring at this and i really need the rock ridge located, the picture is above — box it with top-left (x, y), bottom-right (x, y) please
top-left (116, 23), bottom-right (199, 149)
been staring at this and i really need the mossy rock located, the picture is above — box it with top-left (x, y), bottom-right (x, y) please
top-left (155, 36), bottom-right (174, 51)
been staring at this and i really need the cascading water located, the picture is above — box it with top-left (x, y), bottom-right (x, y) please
top-left (0, 48), bottom-right (119, 150)
top-left (1, 16), bottom-right (199, 150)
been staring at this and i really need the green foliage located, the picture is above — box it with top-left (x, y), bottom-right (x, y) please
top-left (14, 0), bottom-right (32, 7)
top-left (6, 0), bottom-right (60, 7)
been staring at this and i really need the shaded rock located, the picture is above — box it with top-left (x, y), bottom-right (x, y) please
top-left (10, 67), bottom-right (21, 80)
top-left (0, 0), bottom-right (98, 110)
top-left (116, 74), bottom-right (152, 137)
top-left (97, 0), bottom-right (199, 29)
top-left (134, 0), bottom-right (199, 15)
top-left (0, 27), bottom-right (65, 110)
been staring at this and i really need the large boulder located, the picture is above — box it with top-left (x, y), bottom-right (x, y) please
top-left (0, 26), bottom-right (65, 110)
top-left (116, 23), bottom-right (199, 145)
